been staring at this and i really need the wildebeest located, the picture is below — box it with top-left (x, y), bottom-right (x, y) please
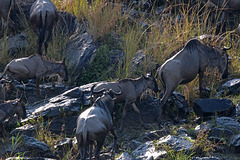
top-left (0, 98), bottom-right (26, 137)
top-left (29, 0), bottom-right (59, 55)
top-left (157, 37), bottom-right (232, 122)
top-left (0, 0), bottom-right (15, 29)
top-left (76, 89), bottom-right (121, 160)
top-left (0, 54), bottom-right (68, 99)
top-left (92, 73), bottom-right (159, 130)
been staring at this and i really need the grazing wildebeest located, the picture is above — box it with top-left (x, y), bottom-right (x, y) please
top-left (92, 73), bottom-right (159, 130)
top-left (0, 98), bottom-right (26, 137)
top-left (29, 0), bottom-right (59, 55)
top-left (0, 0), bottom-right (15, 29)
top-left (0, 54), bottom-right (68, 99)
top-left (76, 89), bottom-right (121, 160)
top-left (157, 37), bottom-right (232, 122)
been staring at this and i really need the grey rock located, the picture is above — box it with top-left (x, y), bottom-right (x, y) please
top-left (129, 50), bottom-right (158, 76)
top-left (0, 33), bottom-right (29, 56)
top-left (116, 152), bottom-right (133, 160)
top-left (230, 134), bottom-right (240, 148)
top-left (140, 129), bottom-right (170, 142)
top-left (215, 117), bottom-right (240, 133)
top-left (11, 124), bottom-right (36, 137)
top-left (54, 138), bottom-right (72, 151)
top-left (210, 127), bottom-right (234, 139)
top-left (177, 127), bottom-right (190, 136)
top-left (193, 99), bottom-right (235, 117)
top-left (56, 12), bottom-right (81, 36)
top-left (171, 91), bottom-right (188, 114)
top-left (195, 122), bottom-right (212, 135)
top-left (22, 135), bottom-right (50, 153)
top-left (218, 79), bottom-right (240, 95)
top-left (129, 140), bottom-right (142, 150)
top-left (132, 141), bottom-right (166, 160)
top-left (156, 135), bottom-right (193, 152)
top-left (65, 32), bottom-right (97, 82)
top-left (236, 103), bottom-right (240, 117)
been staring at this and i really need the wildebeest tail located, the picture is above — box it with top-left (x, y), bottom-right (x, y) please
top-left (38, 11), bottom-right (47, 55)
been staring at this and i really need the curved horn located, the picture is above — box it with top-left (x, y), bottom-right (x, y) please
top-left (91, 83), bottom-right (106, 94)
top-left (111, 84), bottom-right (122, 95)
top-left (223, 40), bottom-right (232, 51)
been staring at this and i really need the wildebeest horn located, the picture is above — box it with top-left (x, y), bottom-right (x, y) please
top-left (91, 84), bottom-right (106, 94)
top-left (223, 40), bottom-right (232, 51)
top-left (111, 84), bottom-right (122, 95)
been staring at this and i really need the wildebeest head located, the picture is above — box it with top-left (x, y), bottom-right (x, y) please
top-left (143, 73), bottom-right (159, 93)
top-left (219, 41), bottom-right (232, 79)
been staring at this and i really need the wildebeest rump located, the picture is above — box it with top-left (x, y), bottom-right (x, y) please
top-left (92, 73), bottom-right (158, 130)
top-left (0, 0), bottom-right (15, 29)
top-left (0, 98), bottom-right (26, 137)
top-left (29, 0), bottom-right (59, 55)
top-left (76, 89), bottom-right (121, 160)
top-left (0, 54), bottom-right (68, 99)
top-left (157, 38), bottom-right (231, 122)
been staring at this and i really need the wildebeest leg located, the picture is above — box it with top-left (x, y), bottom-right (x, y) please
top-left (158, 83), bottom-right (178, 124)
top-left (120, 100), bottom-right (128, 131)
top-left (44, 42), bottom-right (48, 55)
top-left (95, 138), bottom-right (105, 160)
top-left (199, 71), bottom-right (203, 98)
top-left (131, 103), bottom-right (147, 129)
top-left (0, 123), bottom-right (7, 138)
top-left (89, 141), bottom-right (94, 160)
top-left (109, 128), bottom-right (117, 153)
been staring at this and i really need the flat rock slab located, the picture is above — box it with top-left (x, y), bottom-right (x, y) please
top-left (193, 99), bottom-right (235, 117)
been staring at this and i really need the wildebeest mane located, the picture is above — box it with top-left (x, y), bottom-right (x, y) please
top-left (184, 39), bottom-right (225, 60)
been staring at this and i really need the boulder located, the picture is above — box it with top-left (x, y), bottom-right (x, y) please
top-left (64, 32), bottom-right (97, 83)
top-left (129, 50), bottom-right (158, 77)
top-left (218, 79), bottom-right (240, 95)
top-left (0, 33), bottom-right (29, 56)
top-left (116, 152), bottom-right (133, 160)
top-left (230, 134), bottom-right (240, 151)
top-left (195, 122), bottom-right (212, 135)
top-left (215, 117), bottom-right (240, 133)
top-left (210, 127), bottom-right (234, 139)
top-left (139, 129), bottom-right (170, 142)
top-left (132, 141), bottom-right (166, 160)
top-left (155, 135), bottom-right (193, 152)
top-left (22, 135), bottom-right (50, 154)
top-left (193, 99), bottom-right (235, 117)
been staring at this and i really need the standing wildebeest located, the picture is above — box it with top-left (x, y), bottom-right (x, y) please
top-left (0, 0), bottom-right (15, 29)
top-left (29, 0), bottom-right (59, 55)
top-left (0, 98), bottom-right (26, 137)
top-left (157, 38), bottom-right (232, 122)
top-left (0, 54), bottom-right (68, 99)
top-left (76, 89), bottom-right (121, 160)
top-left (92, 73), bottom-right (159, 130)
